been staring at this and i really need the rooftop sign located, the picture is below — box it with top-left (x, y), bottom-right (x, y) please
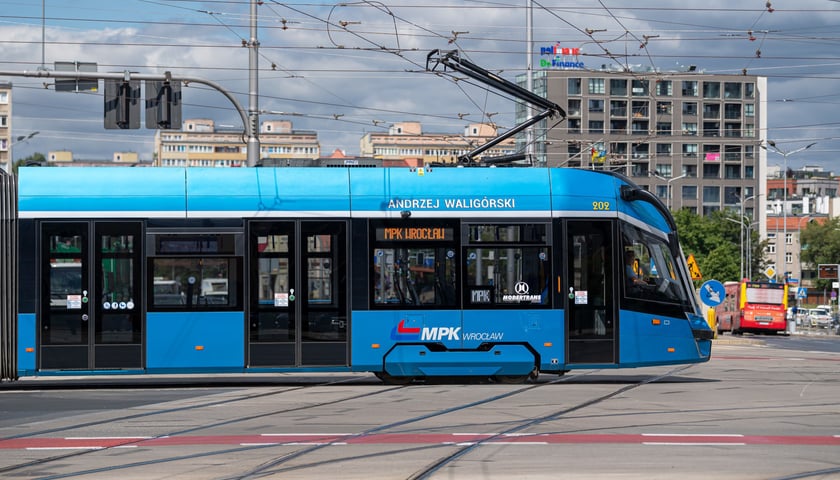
top-left (539, 44), bottom-right (584, 70)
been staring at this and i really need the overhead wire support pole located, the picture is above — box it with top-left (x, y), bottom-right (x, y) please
top-left (247, 0), bottom-right (260, 167)
top-left (525, 0), bottom-right (534, 165)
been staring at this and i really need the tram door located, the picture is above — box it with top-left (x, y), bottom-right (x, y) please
top-left (565, 220), bottom-right (617, 364)
top-left (40, 222), bottom-right (143, 370)
top-left (248, 221), bottom-right (348, 367)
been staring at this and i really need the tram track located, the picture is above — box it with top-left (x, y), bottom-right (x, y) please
top-left (1, 370), bottom-right (602, 479)
top-left (219, 366), bottom-right (694, 480)
top-left (0, 376), bottom-right (404, 478)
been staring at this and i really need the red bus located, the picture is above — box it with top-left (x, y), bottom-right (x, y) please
top-left (715, 281), bottom-right (788, 335)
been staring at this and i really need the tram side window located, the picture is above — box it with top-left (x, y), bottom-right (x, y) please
top-left (621, 224), bottom-right (690, 305)
top-left (370, 221), bottom-right (459, 308)
top-left (151, 258), bottom-right (240, 308)
top-left (148, 233), bottom-right (242, 310)
top-left (372, 247), bottom-right (457, 307)
top-left (464, 223), bottom-right (550, 308)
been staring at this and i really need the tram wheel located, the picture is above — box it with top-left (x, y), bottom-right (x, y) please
top-left (492, 374), bottom-right (530, 384)
top-left (374, 371), bottom-right (415, 385)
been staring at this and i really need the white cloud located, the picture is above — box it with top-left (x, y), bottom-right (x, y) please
top-left (1, 0), bottom-right (838, 169)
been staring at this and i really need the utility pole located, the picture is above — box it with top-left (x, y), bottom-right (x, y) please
top-left (246, 0), bottom-right (260, 167)
top-left (525, 0), bottom-right (534, 165)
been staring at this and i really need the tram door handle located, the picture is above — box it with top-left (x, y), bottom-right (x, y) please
top-left (81, 314), bottom-right (89, 322)
top-left (289, 288), bottom-right (296, 302)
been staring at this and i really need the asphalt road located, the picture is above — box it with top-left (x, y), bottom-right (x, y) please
top-left (0, 337), bottom-right (838, 480)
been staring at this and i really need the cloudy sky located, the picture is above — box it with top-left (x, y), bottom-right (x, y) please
top-left (1, 0), bottom-right (839, 171)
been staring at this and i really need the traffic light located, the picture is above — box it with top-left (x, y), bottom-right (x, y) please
top-left (104, 79), bottom-right (141, 129)
top-left (145, 80), bottom-right (182, 129)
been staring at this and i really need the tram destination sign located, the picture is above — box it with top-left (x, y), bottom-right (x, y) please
top-left (818, 264), bottom-right (839, 279)
top-left (376, 227), bottom-right (455, 242)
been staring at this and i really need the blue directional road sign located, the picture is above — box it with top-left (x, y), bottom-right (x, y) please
top-left (700, 280), bottom-right (726, 307)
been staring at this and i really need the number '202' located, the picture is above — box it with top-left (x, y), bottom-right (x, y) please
top-left (592, 201), bottom-right (611, 211)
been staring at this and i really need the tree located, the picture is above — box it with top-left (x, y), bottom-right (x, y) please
top-left (11, 153), bottom-right (47, 174)
top-left (800, 217), bottom-right (840, 290)
top-left (673, 209), bottom-right (766, 284)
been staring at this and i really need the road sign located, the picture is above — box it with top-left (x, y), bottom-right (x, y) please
top-left (686, 254), bottom-right (702, 280)
top-left (764, 265), bottom-right (776, 279)
top-left (797, 287), bottom-right (807, 299)
top-left (818, 264), bottom-right (839, 279)
top-left (700, 280), bottom-right (726, 307)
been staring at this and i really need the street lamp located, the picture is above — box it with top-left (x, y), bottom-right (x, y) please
top-left (4, 131), bottom-right (40, 173)
top-left (726, 194), bottom-right (760, 281)
top-left (761, 140), bottom-right (816, 283)
top-left (651, 172), bottom-right (687, 210)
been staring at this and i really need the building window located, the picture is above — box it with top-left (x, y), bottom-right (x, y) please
top-left (682, 102), bottom-right (698, 116)
top-left (631, 100), bottom-right (649, 117)
top-left (702, 186), bottom-right (720, 203)
top-left (682, 81), bottom-right (698, 97)
top-left (609, 119), bottom-right (627, 134)
top-left (682, 164), bottom-right (698, 178)
top-left (567, 99), bottom-right (581, 116)
top-left (656, 143), bottom-right (672, 156)
top-left (657, 101), bottom-right (672, 114)
top-left (724, 186), bottom-right (740, 204)
top-left (724, 123), bottom-right (741, 138)
top-left (631, 143), bottom-right (649, 159)
top-left (568, 78), bottom-right (582, 95)
top-left (744, 124), bottom-right (755, 137)
top-left (656, 121), bottom-right (672, 135)
top-left (0, 92), bottom-right (7, 103)
top-left (610, 100), bottom-right (627, 116)
top-left (703, 82), bottom-right (720, 98)
top-left (655, 80), bottom-right (672, 96)
top-left (567, 119), bottom-right (581, 134)
top-left (703, 163), bottom-right (720, 179)
top-left (0, 115), bottom-right (6, 128)
top-left (631, 120), bottom-right (649, 134)
top-left (632, 80), bottom-right (649, 96)
top-left (588, 120), bottom-right (604, 134)
top-left (767, 244), bottom-right (776, 254)
top-left (588, 78), bottom-right (605, 94)
top-left (725, 164), bottom-right (741, 179)
top-left (703, 103), bottom-right (721, 119)
top-left (588, 99), bottom-right (604, 113)
top-left (724, 103), bottom-right (742, 120)
top-left (745, 104), bottom-right (755, 117)
top-left (745, 83), bottom-right (755, 98)
top-left (682, 185), bottom-right (697, 199)
top-left (786, 233), bottom-right (793, 245)
top-left (682, 143), bottom-right (698, 157)
top-left (786, 252), bottom-right (793, 264)
top-left (610, 142), bottom-right (628, 159)
top-left (724, 82), bottom-right (742, 99)
top-left (610, 79), bottom-right (627, 96)
top-left (724, 144), bottom-right (741, 161)
top-left (682, 122), bottom-right (697, 136)
top-left (703, 121), bottom-right (720, 137)
top-left (655, 163), bottom-right (672, 176)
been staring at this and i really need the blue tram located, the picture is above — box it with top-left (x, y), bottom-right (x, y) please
top-left (14, 166), bottom-right (712, 382)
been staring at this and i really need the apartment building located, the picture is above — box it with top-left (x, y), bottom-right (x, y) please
top-left (0, 82), bottom-right (11, 172)
top-left (154, 119), bottom-right (320, 167)
top-left (359, 122), bottom-right (516, 166)
top-left (527, 68), bottom-right (768, 219)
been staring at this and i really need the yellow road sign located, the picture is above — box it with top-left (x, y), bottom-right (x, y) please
top-left (687, 254), bottom-right (702, 280)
